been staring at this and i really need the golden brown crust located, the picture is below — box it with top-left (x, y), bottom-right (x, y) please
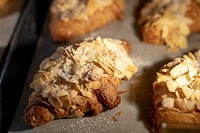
top-left (49, 0), bottom-right (124, 42)
top-left (140, 24), bottom-right (164, 45)
top-left (153, 108), bottom-right (200, 133)
top-left (94, 77), bottom-right (121, 109)
top-left (153, 93), bottom-right (200, 132)
top-left (24, 105), bottom-right (55, 128)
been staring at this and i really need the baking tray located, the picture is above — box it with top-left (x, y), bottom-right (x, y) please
top-left (0, 0), bottom-right (24, 62)
top-left (8, 0), bottom-right (200, 132)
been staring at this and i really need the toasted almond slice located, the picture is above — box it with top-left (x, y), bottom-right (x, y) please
top-left (85, 82), bottom-right (92, 90)
top-left (33, 73), bottom-right (44, 80)
top-left (191, 79), bottom-right (200, 89)
top-left (182, 86), bottom-right (194, 99)
top-left (98, 61), bottom-right (113, 75)
top-left (90, 81), bottom-right (101, 89)
top-left (74, 109), bottom-right (84, 117)
top-left (29, 78), bottom-right (44, 90)
top-left (79, 88), bottom-right (93, 98)
top-left (71, 83), bottom-right (80, 90)
top-left (43, 61), bottom-right (57, 70)
top-left (41, 73), bottom-right (53, 83)
top-left (176, 75), bottom-right (191, 86)
top-left (49, 53), bottom-right (61, 61)
top-left (175, 90), bottom-right (180, 98)
top-left (166, 79), bottom-right (177, 92)
top-left (79, 84), bottom-right (93, 98)
top-left (55, 89), bottom-right (69, 97)
top-left (161, 68), bottom-right (169, 73)
top-left (69, 89), bottom-right (78, 97)
top-left (41, 86), bottom-right (52, 98)
top-left (188, 52), bottom-right (196, 60)
top-left (176, 88), bottom-right (185, 98)
top-left (74, 96), bottom-right (87, 105)
top-left (170, 62), bottom-right (188, 78)
top-left (49, 84), bottom-right (60, 94)
top-left (157, 75), bottom-right (171, 82)
top-left (48, 96), bottom-right (63, 108)
top-left (60, 96), bottom-right (75, 108)
top-left (39, 58), bottom-right (49, 69)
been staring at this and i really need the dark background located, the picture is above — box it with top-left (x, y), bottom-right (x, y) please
top-left (0, 0), bottom-right (52, 132)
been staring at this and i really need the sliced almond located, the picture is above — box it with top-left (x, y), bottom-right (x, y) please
top-left (176, 88), bottom-right (185, 98)
top-left (182, 86), bottom-right (194, 99)
top-left (157, 75), bottom-right (171, 82)
top-left (79, 88), bottom-right (92, 98)
top-left (29, 78), bottom-right (44, 90)
top-left (48, 96), bottom-right (63, 108)
top-left (175, 75), bottom-right (191, 87)
top-left (43, 61), bottom-right (57, 70)
top-left (60, 96), bottom-right (75, 108)
top-left (74, 96), bottom-right (87, 105)
top-left (69, 89), bottom-right (78, 97)
top-left (74, 109), bottom-right (84, 117)
top-left (39, 58), bottom-right (49, 69)
top-left (90, 81), bottom-right (101, 89)
top-left (170, 62), bottom-right (188, 78)
top-left (188, 52), bottom-right (196, 60)
top-left (161, 68), bottom-right (169, 73)
top-left (55, 89), bottom-right (69, 97)
top-left (41, 85), bottom-right (52, 98)
top-left (191, 79), bottom-right (200, 90)
top-left (166, 79), bottom-right (178, 92)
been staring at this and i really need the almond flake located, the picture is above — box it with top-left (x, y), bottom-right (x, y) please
top-left (175, 75), bottom-right (191, 87)
top-left (170, 62), bottom-right (188, 78)
top-left (166, 79), bottom-right (177, 92)
top-left (182, 86), bottom-right (194, 99)
top-left (48, 96), bottom-right (63, 108)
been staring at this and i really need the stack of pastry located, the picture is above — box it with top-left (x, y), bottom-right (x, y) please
top-left (49, 0), bottom-right (125, 42)
top-left (153, 51), bottom-right (200, 132)
top-left (138, 0), bottom-right (200, 51)
top-left (23, 37), bottom-right (137, 127)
